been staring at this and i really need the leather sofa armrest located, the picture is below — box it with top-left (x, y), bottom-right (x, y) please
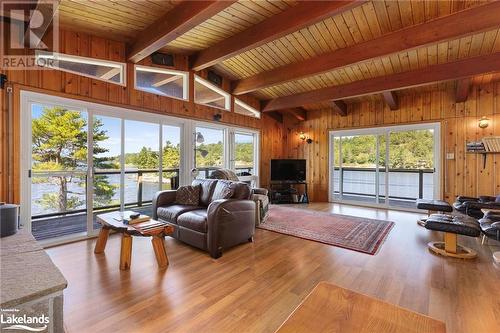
top-left (207, 199), bottom-right (256, 258)
top-left (491, 221), bottom-right (500, 229)
top-left (152, 190), bottom-right (177, 220)
top-left (465, 201), bottom-right (500, 210)
top-left (479, 196), bottom-right (496, 203)
top-left (456, 196), bottom-right (479, 203)
top-left (252, 188), bottom-right (268, 196)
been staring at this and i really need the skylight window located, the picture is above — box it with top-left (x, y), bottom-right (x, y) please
top-left (234, 99), bottom-right (261, 119)
top-left (35, 51), bottom-right (126, 85)
top-left (194, 75), bottom-right (230, 111)
top-left (135, 65), bottom-right (188, 101)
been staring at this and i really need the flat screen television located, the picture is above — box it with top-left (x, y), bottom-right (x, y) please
top-left (271, 159), bottom-right (306, 182)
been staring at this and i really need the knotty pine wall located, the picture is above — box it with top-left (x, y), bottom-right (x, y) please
top-left (264, 82), bottom-right (500, 203)
top-left (0, 29), bottom-right (263, 203)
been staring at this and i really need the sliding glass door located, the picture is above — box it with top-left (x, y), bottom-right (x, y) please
top-left (30, 103), bottom-right (90, 240)
top-left (21, 91), bottom-right (260, 242)
top-left (329, 123), bottom-right (440, 209)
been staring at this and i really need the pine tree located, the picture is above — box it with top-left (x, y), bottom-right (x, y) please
top-left (32, 107), bottom-right (116, 212)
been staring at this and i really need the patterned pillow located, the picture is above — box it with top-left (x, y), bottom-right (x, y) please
top-left (175, 185), bottom-right (200, 206)
top-left (211, 180), bottom-right (235, 201)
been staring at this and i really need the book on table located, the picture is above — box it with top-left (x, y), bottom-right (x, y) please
top-left (131, 220), bottom-right (167, 233)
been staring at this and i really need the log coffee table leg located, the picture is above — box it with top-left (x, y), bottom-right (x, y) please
top-left (120, 233), bottom-right (133, 270)
top-left (94, 227), bottom-right (110, 254)
top-left (151, 235), bottom-right (168, 269)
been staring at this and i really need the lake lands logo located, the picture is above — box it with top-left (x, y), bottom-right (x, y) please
top-left (1, 308), bottom-right (49, 332)
top-left (0, 0), bottom-right (59, 70)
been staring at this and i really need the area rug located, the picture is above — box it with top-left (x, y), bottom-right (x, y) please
top-left (258, 206), bottom-right (395, 255)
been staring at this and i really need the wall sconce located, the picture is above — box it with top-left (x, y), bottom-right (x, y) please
top-left (298, 132), bottom-right (313, 144)
top-left (478, 116), bottom-right (489, 129)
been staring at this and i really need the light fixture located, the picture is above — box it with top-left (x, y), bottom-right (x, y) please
top-left (195, 132), bottom-right (205, 143)
top-left (478, 116), bottom-right (489, 129)
top-left (298, 132), bottom-right (313, 144)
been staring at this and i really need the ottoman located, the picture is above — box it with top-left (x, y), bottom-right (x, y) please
top-left (424, 214), bottom-right (480, 259)
top-left (416, 199), bottom-right (453, 226)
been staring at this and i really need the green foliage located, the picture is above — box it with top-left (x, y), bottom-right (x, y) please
top-left (32, 107), bottom-right (116, 212)
top-left (235, 142), bottom-right (253, 167)
top-left (333, 130), bottom-right (434, 169)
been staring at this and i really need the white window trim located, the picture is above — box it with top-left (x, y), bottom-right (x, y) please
top-left (234, 98), bottom-right (261, 118)
top-left (35, 51), bottom-right (126, 86)
top-left (194, 75), bottom-right (231, 111)
top-left (134, 65), bottom-right (189, 101)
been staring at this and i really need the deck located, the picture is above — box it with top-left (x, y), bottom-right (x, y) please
top-left (32, 206), bottom-right (153, 240)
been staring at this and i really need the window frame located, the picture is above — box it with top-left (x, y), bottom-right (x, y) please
top-left (134, 65), bottom-right (189, 101)
top-left (234, 98), bottom-right (261, 118)
top-left (194, 75), bottom-right (231, 111)
top-left (35, 51), bottom-right (126, 86)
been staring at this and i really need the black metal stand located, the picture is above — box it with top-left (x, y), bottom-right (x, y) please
top-left (269, 181), bottom-right (309, 204)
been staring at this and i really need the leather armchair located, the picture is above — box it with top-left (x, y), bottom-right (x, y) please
top-left (453, 195), bottom-right (500, 219)
top-left (152, 179), bottom-right (255, 258)
top-left (479, 212), bottom-right (500, 243)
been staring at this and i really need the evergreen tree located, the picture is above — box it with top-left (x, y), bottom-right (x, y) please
top-left (32, 107), bottom-right (115, 211)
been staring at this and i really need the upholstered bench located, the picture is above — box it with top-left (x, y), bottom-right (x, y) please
top-left (424, 214), bottom-right (480, 259)
top-left (416, 199), bottom-right (453, 226)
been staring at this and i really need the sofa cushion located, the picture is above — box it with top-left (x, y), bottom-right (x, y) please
top-left (157, 205), bottom-right (203, 224)
top-left (177, 209), bottom-right (208, 233)
top-left (211, 180), bottom-right (235, 201)
top-left (192, 179), bottom-right (218, 206)
top-left (210, 168), bottom-right (240, 181)
top-left (230, 182), bottom-right (251, 200)
top-left (175, 185), bottom-right (200, 206)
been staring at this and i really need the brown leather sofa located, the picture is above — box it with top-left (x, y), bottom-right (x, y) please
top-left (152, 179), bottom-right (256, 258)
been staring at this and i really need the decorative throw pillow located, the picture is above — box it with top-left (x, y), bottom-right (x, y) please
top-left (211, 180), bottom-right (235, 201)
top-left (175, 185), bottom-right (200, 206)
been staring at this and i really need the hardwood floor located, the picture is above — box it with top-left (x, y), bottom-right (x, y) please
top-left (46, 203), bottom-right (500, 333)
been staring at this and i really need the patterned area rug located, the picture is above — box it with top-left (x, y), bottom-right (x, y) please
top-left (258, 206), bottom-right (395, 255)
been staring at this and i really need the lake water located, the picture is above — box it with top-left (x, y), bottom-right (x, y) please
top-left (31, 174), bottom-right (168, 216)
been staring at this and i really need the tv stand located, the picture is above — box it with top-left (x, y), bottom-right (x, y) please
top-left (269, 181), bottom-right (309, 204)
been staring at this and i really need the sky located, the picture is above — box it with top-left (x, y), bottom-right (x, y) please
top-left (32, 104), bottom-right (253, 158)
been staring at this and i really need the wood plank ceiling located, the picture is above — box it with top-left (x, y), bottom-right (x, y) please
top-left (57, 0), bottom-right (500, 116)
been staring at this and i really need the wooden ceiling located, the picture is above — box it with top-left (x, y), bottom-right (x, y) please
top-left (57, 0), bottom-right (500, 118)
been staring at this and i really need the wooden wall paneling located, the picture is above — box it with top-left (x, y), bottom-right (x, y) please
top-left (90, 36), bottom-right (108, 101)
top-left (0, 79), bottom-right (6, 201)
top-left (62, 30), bottom-right (81, 95)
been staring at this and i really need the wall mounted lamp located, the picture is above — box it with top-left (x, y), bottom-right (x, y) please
top-left (478, 116), bottom-right (490, 129)
top-left (299, 132), bottom-right (313, 144)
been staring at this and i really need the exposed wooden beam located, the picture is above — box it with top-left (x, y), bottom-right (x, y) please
top-left (265, 111), bottom-right (283, 124)
top-left (25, 0), bottom-right (60, 48)
top-left (152, 75), bottom-right (181, 88)
top-left (287, 108), bottom-right (307, 121)
top-left (332, 101), bottom-right (347, 117)
top-left (262, 52), bottom-right (500, 112)
top-left (233, 2), bottom-right (500, 95)
top-left (190, 0), bottom-right (362, 71)
top-left (128, 1), bottom-right (235, 63)
top-left (382, 91), bottom-right (399, 110)
top-left (456, 78), bottom-right (472, 103)
top-left (98, 67), bottom-right (121, 81)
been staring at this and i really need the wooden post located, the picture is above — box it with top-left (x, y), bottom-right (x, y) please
top-left (444, 232), bottom-right (457, 254)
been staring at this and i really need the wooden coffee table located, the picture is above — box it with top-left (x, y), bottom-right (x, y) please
top-left (94, 211), bottom-right (174, 270)
top-left (276, 282), bottom-right (446, 333)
